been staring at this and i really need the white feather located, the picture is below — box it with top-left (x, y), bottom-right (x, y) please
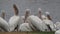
top-left (55, 22), bottom-right (60, 30)
top-left (18, 23), bottom-right (32, 31)
top-left (8, 15), bottom-right (21, 32)
top-left (26, 15), bottom-right (48, 31)
top-left (55, 30), bottom-right (60, 34)
top-left (43, 19), bottom-right (56, 31)
top-left (0, 17), bottom-right (9, 32)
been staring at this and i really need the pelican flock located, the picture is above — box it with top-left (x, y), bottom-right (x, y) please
top-left (0, 4), bottom-right (60, 34)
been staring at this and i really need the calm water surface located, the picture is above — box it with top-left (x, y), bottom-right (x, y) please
top-left (0, 0), bottom-right (60, 23)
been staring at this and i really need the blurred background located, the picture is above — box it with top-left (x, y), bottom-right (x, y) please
top-left (0, 0), bottom-right (60, 23)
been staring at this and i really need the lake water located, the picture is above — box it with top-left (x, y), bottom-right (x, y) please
top-left (0, 0), bottom-right (60, 23)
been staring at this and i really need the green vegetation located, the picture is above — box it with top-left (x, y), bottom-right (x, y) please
top-left (0, 31), bottom-right (55, 34)
top-left (27, 31), bottom-right (55, 34)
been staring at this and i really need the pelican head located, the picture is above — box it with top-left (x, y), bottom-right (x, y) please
top-left (13, 4), bottom-right (19, 15)
top-left (38, 8), bottom-right (42, 14)
top-left (25, 9), bottom-right (30, 16)
top-left (41, 15), bottom-right (47, 20)
top-left (24, 9), bottom-right (30, 22)
top-left (38, 8), bottom-right (42, 19)
top-left (45, 12), bottom-right (52, 20)
top-left (55, 22), bottom-right (60, 25)
top-left (1, 10), bottom-right (5, 19)
top-left (45, 11), bottom-right (50, 15)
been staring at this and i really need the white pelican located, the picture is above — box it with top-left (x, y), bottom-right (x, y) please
top-left (0, 17), bottom-right (9, 32)
top-left (1, 10), bottom-right (5, 19)
top-left (26, 15), bottom-right (48, 31)
top-left (18, 9), bottom-right (33, 31)
top-left (8, 4), bottom-right (23, 32)
top-left (0, 10), bottom-right (9, 32)
top-left (20, 9), bottom-right (31, 23)
top-left (45, 12), bottom-right (52, 20)
top-left (55, 22), bottom-right (60, 30)
top-left (55, 30), bottom-right (60, 34)
top-left (38, 8), bottom-right (42, 19)
top-left (38, 8), bottom-right (48, 20)
top-left (0, 10), bottom-right (6, 32)
top-left (42, 11), bottom-right (56, 31)
top-left (24, 9), bottom-right (30, 23)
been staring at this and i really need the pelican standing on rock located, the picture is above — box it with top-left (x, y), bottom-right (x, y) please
top-left (55, 22), bottom-right (60, 30)
top-left (38, 8), bottom-right (48, 20)
top-left (1, 10), bottom-right (5, 19)
top-left (38, 8), bottom-right (42, 19)
top-left (45, 12), bottom-right (52, 20)
top-left (24, 9), bottom-right (30, 23)
top-left (8, 4), bottom-right (23, 32)
top-left (0, 10), bottom-right (9, 32)
top-left (18, 9), bottom-right (33, 31)
top-left (55, 30), bottom-right (60, 34)
top-left (42, 12), bottom-right (56, 31)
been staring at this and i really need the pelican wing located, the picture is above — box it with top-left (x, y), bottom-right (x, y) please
top-left (19, 23), bottom-right (32, 31)
top-left (27, 15), bottom-right (48, 31)
top-left (8, 16), bottom-right (20, 32)
top-left (55, 30), bottom-right (60, 34)
top-left (0, 17), bottom-right (9, 32)
top-left (43, 20), bottom-right (56, 31)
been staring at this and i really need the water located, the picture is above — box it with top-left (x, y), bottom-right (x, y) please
top-left (0, 0), bottom-right (60, 23)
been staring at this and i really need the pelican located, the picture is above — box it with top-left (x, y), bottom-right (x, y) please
top-left (0, 10), bottom-right (6, 32)
top-left (0, 10), bottom-right (9, 32)
top-left (18, 9), bottom-right (33, 31)
top-left (55, 22), bottom-right (60, 30)
top-left (38, 8), bottom-right (48, 20)
top-left (55, 30), bottom-right (60, 34)
top-left (42, 11), bottom-right (56, 31)
top-left (1, 10), bottom-right (5, 19)
top-left (8, 4), bottom-right (23, 32)
top-left (26, 15), bottom-right (49, 31)
top-left (45, 12), bottom-right (52, 20)
top-left (24, 9), bottom-right (31, 22)
top-left (21, 9), bottom-right (30, 23)
top-left (38, 8), bottom-right (42, 19)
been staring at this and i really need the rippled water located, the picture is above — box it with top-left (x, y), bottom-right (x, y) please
top-left (0, 0), bottom-right (60, 23)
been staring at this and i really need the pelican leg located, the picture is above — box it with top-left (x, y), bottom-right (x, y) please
top-left (46, 24), bottom-right (52, 31)
top-left (13, 25), bottom-right (18, 32)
